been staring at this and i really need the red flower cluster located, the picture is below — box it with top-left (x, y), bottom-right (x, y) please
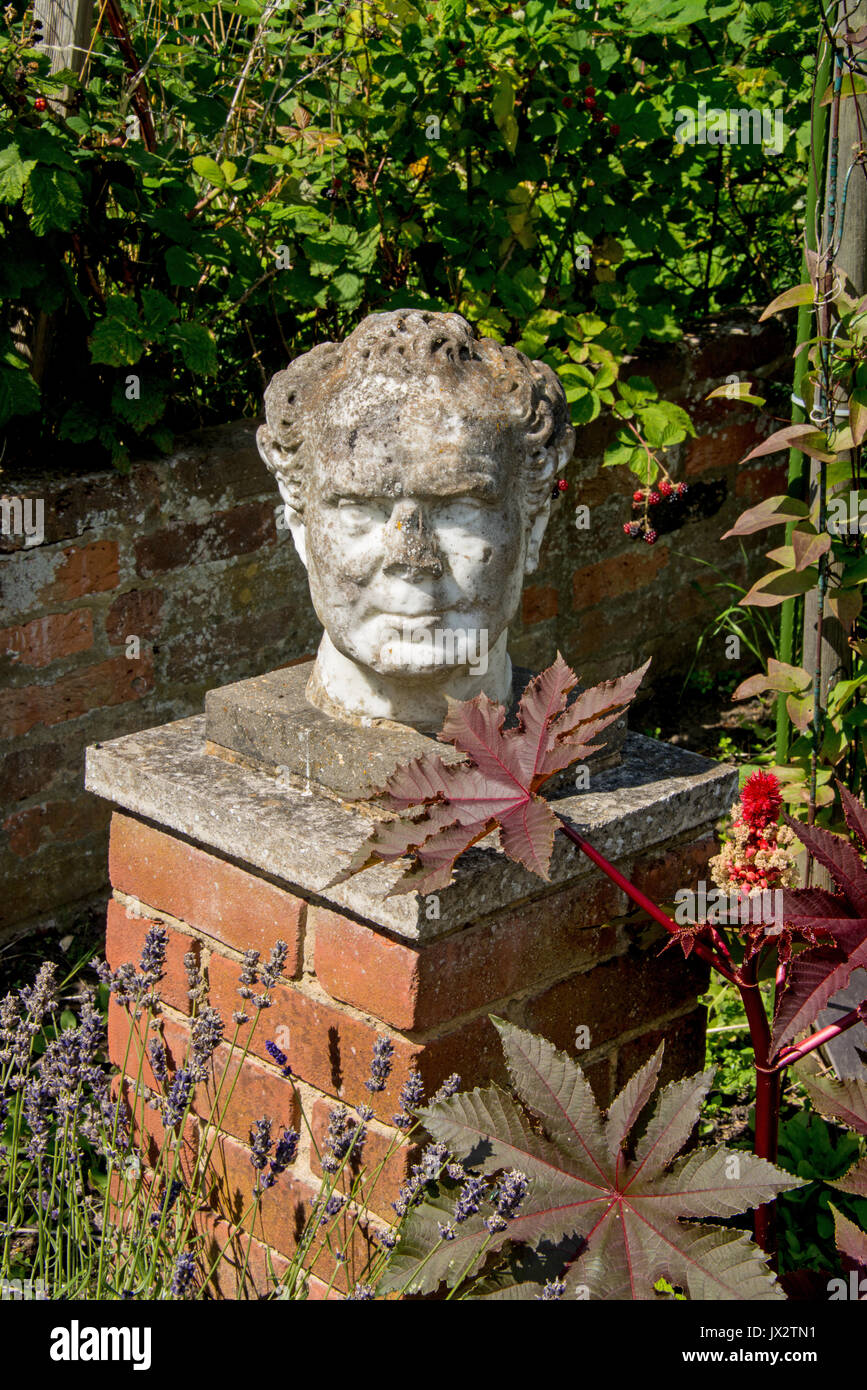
top-left (739, 770), bottom-right (783, 831)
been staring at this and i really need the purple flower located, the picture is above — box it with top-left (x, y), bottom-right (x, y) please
top-left (184, 951), bottom-right (205, 1004)
top-left (269, 1127), bottom-right (299, 1179)
top-left (161, 1067), bottom-right (194, 1129)
top-left (431, 1073), bottom-right (461, 1105)
top-left (319, 1192), bottom-right (345, 1226)
top-left (249, 1117), bottom-right (273, 1171)
top-left (536, 1279), bottom-right (565, 1300)
top-left (138, 925), bottom-right (168, 985)
top-left (238, 949), bottom-right (260, 1001)
top-left (364, 1035), bottom-right (394, 1094)
top-left (149, 1178), bottom-right (183, 1229)
top-left (265, 1040), bottom-right (292, 1077)
top-left (454, 1175), bottom-right (486, 1224)
top-left (494, 1169), bottom-right (529, 1219)
top-left (19, 962), bottom-right (59, 1023)
top-left (171, 1251), bottom-right (196, 1297)
top-left (322, 1106), bottom-right (363, 1174)
top-left (348, 1282), bottom-right (374, 1300)
top-left (190, 1006), bottom-right (223, 1080)
top-left (148, 1038), bottom-right (168, 1086)
top-left (393, 1068), bottom-right (424, 1129)
top-left (260, 941), bottom-right (288, 990)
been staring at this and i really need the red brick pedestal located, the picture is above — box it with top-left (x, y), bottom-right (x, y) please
top-left (87, 715), bottom-right (736, 1296)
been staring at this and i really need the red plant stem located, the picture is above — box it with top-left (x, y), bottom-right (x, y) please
top-left (737, 954), bottom-right (779, 1251)
top-left (774, 1007), bottom-right (866, 1070)
top-left (556, 819), bottom-right (739, 984)
top-left (557, 817), bottom-right (781, 1252)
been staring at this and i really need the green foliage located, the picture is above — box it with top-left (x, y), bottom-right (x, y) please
top-left (774, 1105), bottom-right (867, 1274)
top-left (0, 0), bottom-right (815, 471)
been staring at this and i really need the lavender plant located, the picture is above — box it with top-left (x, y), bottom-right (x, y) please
top-left (0, 930), bottom-right (421, 1300)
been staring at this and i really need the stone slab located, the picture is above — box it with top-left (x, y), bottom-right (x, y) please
top-left (204, 661), bottom-right (626, 801)
top-left (85, 716), bottom-right (737, 943)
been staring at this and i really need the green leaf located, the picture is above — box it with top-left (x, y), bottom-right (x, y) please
top-left (140, 288), bottom-right (178, 335)
top-left (759, 284), bottom-right (814, 319)
top-left (0, 144), bottom-right (36, 204)
top-left (171, 321), bottom-right (217, 375)
top-left (89, 296), bottom-right (145, 367)
top-left (165, 246), bottom-right (201, 288)
top-left (23, 165), bottom-right (82, 235)
top-left (0, 361), bottom-right (40, 427)
top-left (192, 155), bottom-right (226, 186)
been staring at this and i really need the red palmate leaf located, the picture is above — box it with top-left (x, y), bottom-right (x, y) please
top-left (783, 814), bottom-right (867, 915)
top-left (380, 1022), bottom-right (800, 1300)
top-left (327, 655), bottom-right (649, 895)
top-left (772, 808), bottom-right (867, 1051)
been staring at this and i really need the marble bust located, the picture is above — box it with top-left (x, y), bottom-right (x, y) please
top-left (256, 310), bottom-right (574, 731)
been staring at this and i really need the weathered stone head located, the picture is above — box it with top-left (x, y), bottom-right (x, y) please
top-left (256, 309), bottom-right (574, 730)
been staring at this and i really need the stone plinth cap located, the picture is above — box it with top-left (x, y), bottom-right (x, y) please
top-left (85, 715), bottom-right (737, 943)
top-left (203, 660), bottom-right (626, 801)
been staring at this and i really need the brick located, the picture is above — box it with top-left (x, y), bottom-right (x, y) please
top-left (51, 540), bottom-right (119, 601)
top-left (521, 948), bottom-right (709, 1057)
top-left (0, 742), bottom-right (60, 804)
top-left (195, 1210), bottom-right (290, 1299)
top-left (108, 999), bottom-right (191, 1093)
top-left (572, 545), bottom-right (668, 610)
top-left (691, 319), bottom-right (788, 383)
top-left (310, 1097), bottom-right (415, 1219)
top-left (106, 588), bottom-right (164, 645)
top-left (735, 459), bottom-right (790, 504)
top-left (206, 953), bottom-right (411, 1121)
top-left (109, 813), bottom-right (304, 969)
top-left (0, 652), bottom-right (154, 737)
top-left (205, 1129), bottom-right (319, 1259)
top-left (684, 422), bottom-right (767, 478)
top-left (629, 834), bottom-right (719, 906)
top-left (311, 874), bottom-right (622, 1031)
top-left (521, 584), bottom-right (558, 625)
top-left (193, 1043), bottom-right (300, 1149)
top-left (135, 501), bottom-right (277, 577)
top-left (0, 610), bottom-right (93, 669)
top-left (3, 796), bottom-right (108, 857)
top-left (163, 604), bottom-right (296, 685)
top-left (615, 1005), bottom-right (708, 1091)
top-left (32, 465), bottom-right (160, 546)
top-left (106, 897), bottom-right (199, 1015)
top-left (113, 1075), bottom-right (199, 1182)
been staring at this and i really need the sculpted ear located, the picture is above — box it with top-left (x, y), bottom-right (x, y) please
top-left (524, 500), bottom-right (551, 574)
top-left (257, 425), bottom-right (307, 567)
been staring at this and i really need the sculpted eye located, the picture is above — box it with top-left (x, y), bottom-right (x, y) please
top-left (337, 501), bottom-right (388, 529)
top-left (432, 498), bottom-right (489, 528)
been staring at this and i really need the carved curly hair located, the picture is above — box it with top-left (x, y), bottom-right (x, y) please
top-left (257, 310), bottom-right (575, 520)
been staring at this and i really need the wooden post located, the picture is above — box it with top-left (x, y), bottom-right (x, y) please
top-left (34, 0), bottom-right (95, 84)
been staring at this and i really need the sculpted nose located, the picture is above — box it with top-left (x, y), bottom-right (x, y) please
top-left (383, 500), bottom-right (443, 578)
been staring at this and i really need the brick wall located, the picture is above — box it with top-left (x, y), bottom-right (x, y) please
top-left (0, 314), bottom-right (790, 940)
top-left (106, 810), bottom-right (716, 1296)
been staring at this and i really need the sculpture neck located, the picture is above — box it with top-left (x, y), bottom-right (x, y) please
top-left (305, 630), bottom-right (512, 732)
